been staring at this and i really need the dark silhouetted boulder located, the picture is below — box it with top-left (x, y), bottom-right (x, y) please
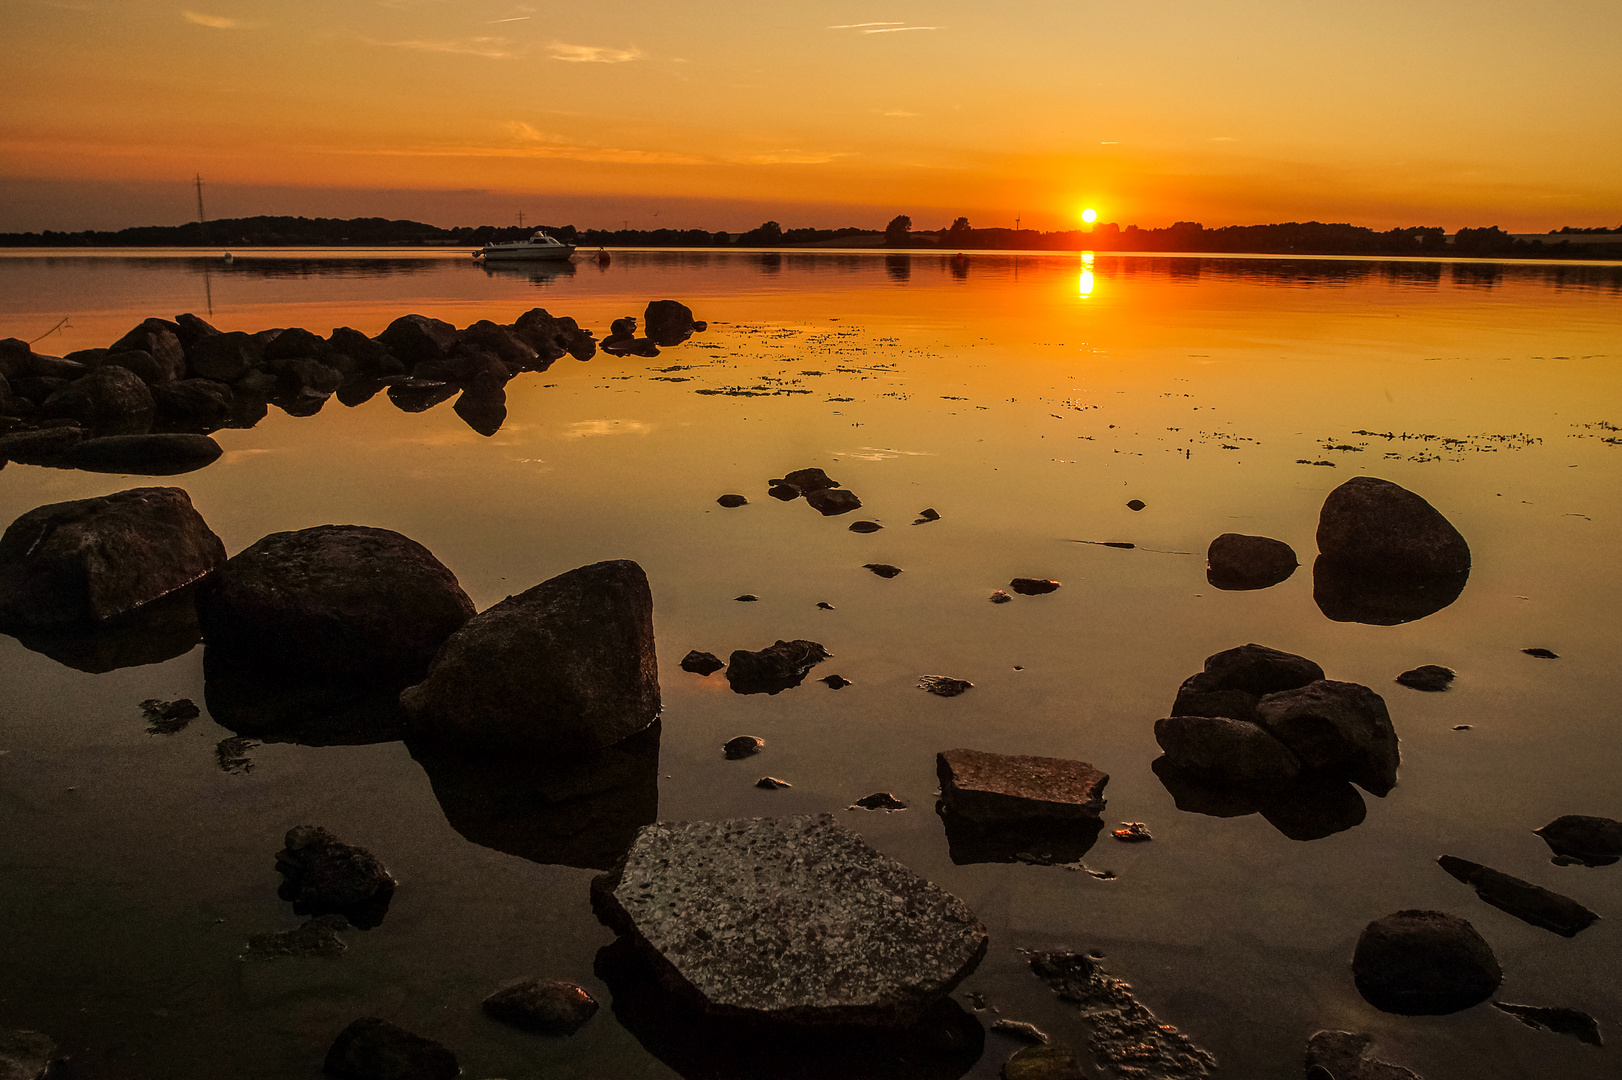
top-left (0, 425), bottom-right (85, 464)
top-left (1313, 556), bottom-right (1469, 626)
top-left (1397, 665), bottom-right (1455, 692)
top-left (1254, 680), bottom-right (1399, 796)
top-left (198, 525), bottom-right (473, 687)
top-left (1437, 855), bottom-right (1598, 937)
top-left (1153, 714), bottom-right (1302, 779)
top-left (1318, 477), bottom-right (1470, 578)
top-left (717, 494), bottom-right (748, 508)
top-left (387, 379), bottom-right (457, 414)
top-left (173, 311), bottom-right (221, 346)
top-left (275, 826), bottom-right (396, 927)
top-left (40, 365), bottom-right (154, 433)
top-left (0, 1029), bottom-right (59, 1080)
top-left (681, 650), bottom-right (725, 675)
top-left (0, 486), bottom-right (225, 629)
top-left (1009, 578), bottom-right (1060, 595)
top-left (109, 317), bottom-right (185, 380)
top-left (452, 370), bottom-right (506, 436)
top-left (645, 299), bottom-right (702, 346)
top-left (152, 378), bottom-right (234, 429)
top-left (401, 560), bottom-right (659, 755)
top-left (591, 814), bottom-right (988, 1026)
top-left (458, 320), bottom-right (538, 369)
top-left (1535, 815), bottom-right (1622, 867)
top-left (1170, 644), bottom-right (1324, 723)
top-left (63, 433), bottom-right (223, 475)
top-left (261, 326), bottom-right (329, 362)
top-left (483, 979), bottom-right (600, 1035)
top-left (1352, 910), bottom-right (1500, 1015)
top-left (1206, 533), bottom-right (1298, 590)
top-left (187, 331), bottom-right (264, 382)
top-left (376, 314), bottom-right (459, 367)
top-left (327, 326), bottom-right (400, 376)
top-left (772, 467), bottom-right (838, 495)
top-left (322, 1017), bottom-right (457, 1080)
top-left (725, 639), bottom-right (829, 694)
top-left (88, 347), bottom-right (172, 385)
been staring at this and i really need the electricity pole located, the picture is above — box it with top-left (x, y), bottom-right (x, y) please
top-left (194, 174), bottom-right (207, 244)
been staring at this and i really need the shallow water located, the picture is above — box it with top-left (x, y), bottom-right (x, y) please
top-left (1, 248), bottom-right (1620, 1079)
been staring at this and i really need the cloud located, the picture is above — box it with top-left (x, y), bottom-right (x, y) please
top-left (182, 11), bottom-right (241, 29)
top-left (728, 150), bottom-right (848, 165)
top-left (1100, 140), bottom-right (1120, 145)
top-left (860, 26), bottom-right (941, 33)
top-left (487, 15), bottom-right (529, 23)
top-left (828, 21), bottom-right (904, 29)
top-left (370, 36), bottom-right (522, 59)
top-left (548, 42), bottom-right (641, 63)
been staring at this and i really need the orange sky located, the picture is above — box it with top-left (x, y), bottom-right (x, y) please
top-left (4, 1), bottom-right (1620, 232)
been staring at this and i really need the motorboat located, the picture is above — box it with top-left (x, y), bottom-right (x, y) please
top-left (474, 230), bottom-right (576, 261)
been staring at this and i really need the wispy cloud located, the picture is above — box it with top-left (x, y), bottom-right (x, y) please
top-left (368, 36), bottom-right (521, 59)
top-left (860, 26), bottom-right (941, 34)
top-left (828, 21), bottom-right (943, 34)
top-left (487, 15), bottom-right (529, 23)
top-left (182, 11), bottom-right (241, 29)
top-left (728, 150), bottom-right (849, 165)
top-left (548, 42), bottom-right (641, 63)
top-left (1100, 140), bottom-right (1120, 145)
top-left (828, 21), bottom-right (903, 29)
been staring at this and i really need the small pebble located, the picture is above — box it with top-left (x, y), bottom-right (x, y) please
top-left (1113, 822), bottom-right (1153, 843)
top-left (919, 675), bottom-right (973, 697)
top-left (914, 507), bottom-right (942, 523)
top-left (821, 674), bottom-right (851, 689)
top-left (816, 601), bottom-right (835, 610)
top-left (1454, 724), bottom-right (1473, 731)
top-left (848, 520), bottom-right (883, 533)
top-left (863, 563), bottom-right (903, 578)
top-left (723, 736), bottom-right (764, 759)
top-left (1010, 577), bottom-right (1061, 595)
top-left (716, 494), bottom-right (748, 508)
top-left (851, 792), bottom-right (907, 810)
top-left (1523, 648), bottom-right (1559, 659)
top-left (734, 594), bottom-right (759, 602)
top-left (1126, 499), bottom-right (1146, 511)
top-left (756, 776), bottom-right (792, 789)
top-left (990, 590), bottom-right (1012, 603)
top-left (990, 1019), bottom-right (1049, 1043)
top-left (680, 650), bottom-right (725, 676)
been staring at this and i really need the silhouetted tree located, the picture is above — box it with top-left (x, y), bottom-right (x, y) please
top-left (737, 221), bottom-right (784, 246)
top-left (948, 217), bottom-right (971, 236)
top-left (1453, 226), bottom-right (1514, 254)
top-left (884, 214), bottom-right (912, 246)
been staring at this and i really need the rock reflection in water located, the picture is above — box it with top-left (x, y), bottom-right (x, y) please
top-left (1313, 557), bottom-right (1469, 626)
top-left (593, 936), bottom-right (983, 1080)
top-left (409, 721), bottom-right (660, 871)
top-left (1152, 757), bottom-right (1367, 841)
top-left (202, 647), bottom-right (406, 745)
top-left (8, 586), bottom-right (202, 673)
top-left (935, 804), bottom-right (1104, 866)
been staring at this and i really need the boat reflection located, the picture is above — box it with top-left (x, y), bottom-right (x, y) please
top-left (477, 259), bottom-right (577, 286)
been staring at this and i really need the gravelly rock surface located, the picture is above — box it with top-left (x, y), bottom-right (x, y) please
top-left (591, 814), bottom-right (988, 1026)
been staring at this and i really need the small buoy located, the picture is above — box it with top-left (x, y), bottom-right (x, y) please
top-left (221, 252), bottom-right (233, 261)
top-left (596, 249), bottom-right (611, 266)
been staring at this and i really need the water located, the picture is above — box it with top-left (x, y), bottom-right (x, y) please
top-left (1, 248), bottom-right (1620, 1079)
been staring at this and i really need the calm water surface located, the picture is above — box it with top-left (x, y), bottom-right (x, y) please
top-left (1, 249), bottom-right (1620, 1079)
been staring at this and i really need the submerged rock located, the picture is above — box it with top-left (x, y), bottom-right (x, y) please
top-left (1352, 910), bottom-right (1501, 1015)
top-left (1153, 714), bottom-right (1302, 780)
top-left (1009, 578), bottom-right (1061, 595)
top-left (323, 1017), bottom-right (458, 1080)
top-left (141, 696), bottom-right (200, 735)
top-left (723, 735), bottom-right (763, 759)
top-left (756, 776), bottom-right (793, 789)
top-left (1522, 647), bottom-right (1559, 659)
top-left (680, 649), bottom-right (725, 676)
top-left (644, 299), bottom-right (704, 346)
top-left (770, 467), bottom-right (839, 495)
top-left (821, 673), bottom-right (851, 689)
top-left (198, 525), bottom-right (474, 687)
top-left (716, 494), bottom-right (748, 508)
top-left (864, 563), bottom-right (903, 578)
top-left (919, 675), bottom-right (973, 697)
top-left (483, 978), bottom-right (599, 1035)
top-left (1313, 556), bottom-right (1470, 626)
top-left (852, 792), bottom-right (907, 811)
top-left (1305, 1029), bottom-right (1423, 1080)
top-left (0, 1029), bottom-right (59, 1080)
top-left (1002, 1043), bottom-right (1086, 1080)
top-left (1535, 814), bottom-right (1622, 867)
top-left (401, 559), bottom-right (660, 755)
top-left (990, 1019), bottom-right (1048, 1043)
top-left (937, 749), bottom-right (1107, 825)
top-left (243, 914), bottom-right (351, 960)
top-left (726, 639), bottom-right (829, 695)
top-left (1396, 665), bottom-right (1455, 692)
top-left (63, 432), bottom-right (223, 475)
top-left (0, 486), bottom-right (225, 630)
top-left (591, 814), bottom-right (988, 1026)
top-left (1438, 855), bottom-right (1600, 936)
top-left (1491, 1002), bottom-right (1603, 1047)
top-left (275, 826), bottom-right (396, 928)
top-left (848, 520), bottom-right (883, 533)
top-left (1206, 532), bottom-right (1298, 590)
top-left (807, 487), bottom-right (862, 516)
top-left (1027, 951), bottom-right (1216, 1078)
top-left (1151, 756), bottom-right (1367, 842)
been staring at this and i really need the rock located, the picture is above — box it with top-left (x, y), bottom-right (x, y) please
top-left (376, 314), bottom-right (459, 367)
top-left (1317, 476), bottom-right (1470, 577)
top-left (725, 639), bottom-right (829, 695)
top-left (723, 735), bottom-right (763, 759)
top-left (852, 792), bottom-right (907, 810)
top-left (989, 590), bottom-right (1012, 603)
top-left (483, 978), bottom-right (599, 1035)
top-left (1522, 647), bottom-right (1558, 659)
top-left (1202, 643), bottom-right (1326, 695)
top-left (110, 318), bottom-right (185, 379)
top-left (915, 508), bottom-right (941, 523)
top-left (1352, 910), bottom-right (1501, 1015)
top-left (849, 520), bottom-right (883, 533)
top-left (919, 675), bottom-right (972, 697)
top-left (1206, 533), bottom-right (1298, 590)
top-left (1254, 680), bottom-right (1399, 796)
top-left (990, 1019), bottom-right (1048, 1043)
top-left (40, 365), bottom-right (155, 433)
top-left (141, 696), bottom-right (201, 734)
top-left (259, 326), bottom-right (328, 362)
top-left (1113, 822), bottom-right (1153, 842)
top-left (152, 378), bottom-right (234, 429)
top-left (1535, 815), bottom-right (1622, 866)
top-left (1009, 578), bottom-right (1060, 595)
top-left (92, 346), bottom-right (173, 385)
top-left (323, 1017), bottom-right (458, 1080)
top-left (327, 327), bottom-right (400, 376)
top-left (0, 1030), bottom-right (58, 1080)
top-left (681, 650), bottom-right (725, 675)
top-left (63, 433), bottom-right (223, 475)
top-left (198, 525), bottom-right (474, 687)
top-left (816, 601), bottom-right (835, 610)
top-left (1313, 555), bottom-right (1469, 626)
top-left (10, 585), bottom-right (202, 674)
top-left (1027, 951), bottom-right (1216, 1078)
top-left (734, 594), bottom-right (758, 602)
top-left (276, 826), bottom-right (396, 927)
top-left (717, 494), bottom-right (748, 507)
top-left (937, 749), bottom-right (1107, 825)
top-left (0, 486), bottom-right (225, 629)
top-left (864, 563), bottom-right (903, 578)
top-left (457, 320), bottom-right (538, 368)
top-left (1396, 665), bottom-right (1454, 692)
top-left (821, 674), bottom-right (851, 689)
top-left (386, 379), bottom-right (457, 413)
top-left (1153, 715), bottom-right (1302, 779)
top-left (768, 483), bottom-right (800, 501)
top-left (0, 425), bottom-right (85, 464)
top-left (644, 299), bottom-right (702, 346)
top-left (1126, 499), bottom-right (1146, 511)
top-left (401, 560), bottom-right (659, 755)
top-left (243, 914), bottom-right (351, 960)
top-left (1003, 1043), bottom-right (1087, 1080)
top-left (807, 488), bottom-right (862, 516)
top-left (452, 370), bottom-right (506, 436)
top-left (186, 330), bottom-right (264, 381)
top-left (591, 814), bottom-right (989, 1026)
top-left (771, 467), bottom-right (838, 494)
top-left (1437, 855), bottom-right (1598, 936)
top-left (1305, 1030), bottom-right (1423, 1080)
top-left (756, 776), bottom-right (793, 789)
top-left (1492, 1003), bottom-right (1603, 1047)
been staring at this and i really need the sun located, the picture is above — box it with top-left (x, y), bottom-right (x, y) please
top-left (1081, 208), bottom-right (1098, 224)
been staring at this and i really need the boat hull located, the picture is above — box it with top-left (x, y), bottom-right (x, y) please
top-left (478, 246), bottom-right (576, 262)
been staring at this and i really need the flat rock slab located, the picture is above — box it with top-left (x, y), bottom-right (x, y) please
top-left (1492, 1002), bottom-right (1603, 1046)
top-left (592, 814), bottom-right (988, 1027)
top-left (1437, 855), bottom-right (1599, 937)
top-left (937, 749), bottom-right (1107, 824)
top-left (1535, 814), bottom-right (1622, 866)
top-left (483, 978), bottom-right (599, 1035)
top-left (1306, 1030), bottom-right (1423, 1080)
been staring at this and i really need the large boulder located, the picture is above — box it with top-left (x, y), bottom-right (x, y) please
top-left (1534, 814), bottom-right (1622, 867)
top-left (1352, 910), bottom-right (1500, 1015)
top-left (327, 326), bottom-right (401, 377)
top-left (0, 1030), bottom-right (58, 1080)
top-left (644, 299), bottom-right (704, 346)
top-left (725, 639), bottom-right (829, 694)
top-left (1206, 533), bottom-right (1298, 590)
top-left (401, 559), bottom-right (659, 755)
top-left (1170, 643), bottom-right (1324, 722)
top-left (0, 487), bottom-right (225, 629)
top-left (40, 365), bottom-right (155, 433)
top-left (275, 825), bottom-right (396, 925)
top-left (63, 433), bottom-right (223, 475)
top-left (1313, 556), bottom-right (1470, 626)
top-left (591, 814), bottom-right (988, 1027)
top-left (323, 1018), bottom-right (457, 1080)
top-left (197, 525), bottom-right (474, 686)
top-left (152, 378), bottom-right (235, 430)
top-left (457, 320), bottom-right (538, 369)
top-left (186, 331), bottom-right (264, 382)
top-left (1153, 714), bottom-right (1302, 780)
top-left (109, 317), bottom-right (185, 381)
top-left (1317, 477), bottom-right (1470, 578)
top-left (376, 314), bottom-right (459, 367)
top-left (1253, 680), bottom-right (1399, 796)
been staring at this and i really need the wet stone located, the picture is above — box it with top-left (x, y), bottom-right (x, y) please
top-left (852, 792), bottom-right (907, 811)
top-left (990, 1019), bottom-right (1048, 1043)
top-left (1491, 1002), bottom-right (1603, 1047)
top-left (681, 650), bottom-right (725, 676)
top-left (322, 1017), bottom-right (458, 1080)
top-left (1535, 814), bottom-right (1622, 866)
top-left (274, 825), bottom-right (396, 928)
top-left (1396, 665), bottom-right (1455, 692)
top-left (723, 736), bottom-right (763, 760)
top-left (864, 562), bottom-right (903, 578)
top-left (1522, 647), bottom-right (1559, 659)
top-left (938, 749), bottom-right (1107, 825)
top-left (216, 736), bottom-right (258, 774)
top-left (1112, 822), bottom-right (1153, 842)
top-left (914, 508), bottom-right (941, 524)
top-left (590, 814), bottom-right (989, 1026)
top-left (1437, 855), bottom-right (1599, 937)
top-left (772, 467), bottom-right (839, 494)
top-left (0, 1030), bottom-right (58, 1080)
top-left (726, 639), bottom-right (830, 695)
top-left (919, 675), bottom-right (973, 697)
top-left (141, 696), bottom-right (200, 734)
top-left (807, 487), bottom-right (863, 516)
top-left (1305, 1029), bottom-right (1423, 1080)
top-left (1027, 951), bottom-right (1216, 1078)
top-left (1352, 910), bottom-right (1501, 1015)
top-left (989, 590), bottom-right (1013, 604)
top-left (816, 601), bottom-right (835, 610)
top-left (734, 594), bottom-right (759, 602)
top-left (849, 520), bottom-right (883, 533)
top-left (1009, 578), bottom-right (1061, 595)
top-left (716, 494), bottom-right (748, 508)
top-left (821, 674), bottom-right (851, 689)
top-left (1002, 1043), bottom-right (1086, 1080)
top-left (482, 978), bottom-right (599, 1035)
top-left (756, 776), bottom-right (793, 789)
top-left (1126, 499), bottom-right (1146, 511)
top-left (243, 914), bottom-right (351, 960)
